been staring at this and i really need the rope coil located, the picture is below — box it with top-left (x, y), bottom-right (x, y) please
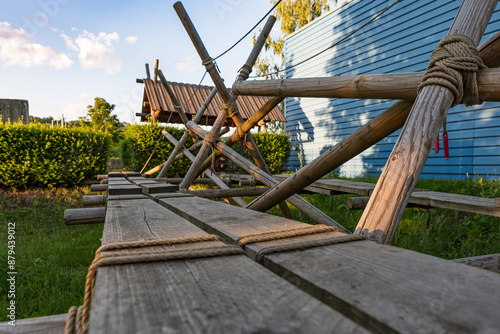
top-left (238, 64), bottom-right (253, 81)
top-left (417, 34), bottom-right (486, 107)
top-left (65, 235), bottom-right (242, 334)
top-left (221, 100), bottom-right (239, 118)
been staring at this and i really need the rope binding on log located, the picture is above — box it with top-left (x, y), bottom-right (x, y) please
top-left (204, 130), bottom-right (220, 175)
top-left (417, 34), bottom-right (486, 107)
top-left (221, 100), bottom-right (239, 118)
top-left (65, 235), bottom-right (243, 334)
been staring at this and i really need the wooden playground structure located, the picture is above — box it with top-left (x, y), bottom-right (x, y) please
top-left (3, 1), bottom-right (500, 333)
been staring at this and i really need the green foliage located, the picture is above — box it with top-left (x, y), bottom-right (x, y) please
top-left (79, 97), bottom-right (121, 142)
top-left (0, 187), bottom-right (102, 320)
top-left (0, 123), bottom-right (109, 188)
top-left (228, 132), bottom-right (290, 173)
top-left (254, 0), bottom-right (334, 78)
top-left (119, 124), bottom-right (194, 176)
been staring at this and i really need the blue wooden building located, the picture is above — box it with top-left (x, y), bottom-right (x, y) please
top-left (284, 0), bottom-right (500, 179)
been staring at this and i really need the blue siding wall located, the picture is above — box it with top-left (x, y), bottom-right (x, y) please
top-left (284, 0), bottom-right (500, 179)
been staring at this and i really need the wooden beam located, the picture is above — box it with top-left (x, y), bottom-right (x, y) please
top-left (156, 86), bottom-right (217, 179)
top-left (162, 130), bottom-right (247, 207)
top-left (189, 187), bottom-right (269, 198)
top-left (185, 121), bottom-right (349, 233)
top-left (231, 68), bottom-right (500, 101)
top-left (247, 101), bottom-right (413, 213)
top-left (355, 0), bottom-right (497, 244)
top-left (0, 313), bottom-right (68, 333)
top-left (347, 196), bottom-right (428, 210)
top-left (90, 184), bottom-right (108, 192)
top-left (173, 4), bottom-right (292, 218)
top-left (83, 195), bottom-right (106, 207)
top-left (145, 63), bottom-right (151, 80)
top-left (479, 30), bottom-right (500, 67)
top-left (64, 207), bottom-right (105, 225)
top-left (161, 177), bottom-right (229, 185)
top-left (453, 253), bottom-right (500, 273)
top-left (153, 59), bottom-right (159, 83)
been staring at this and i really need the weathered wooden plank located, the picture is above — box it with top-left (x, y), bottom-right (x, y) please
top-left (89, 198), bottom-right (367, 333)
top-left (140, 183), bottom-right (179, 194)
top-left (453, 253), bottom-right (500, 273)
top-left (64, 207), bottom-right (105, 225)
top-left (107, 194), bottom-right (148, 201)
top-left (159, 196), bottom-right (500, 334)
top-left (189, 187), bottom-right (269, 199)
top-left (0, 313), bottom-right (67, 334)
top-left (107, 184), bottom-right (142, 196)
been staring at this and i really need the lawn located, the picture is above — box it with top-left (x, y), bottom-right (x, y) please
top-left (0, 175), bottom-right (499, 321)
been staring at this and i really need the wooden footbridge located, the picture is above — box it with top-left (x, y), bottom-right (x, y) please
top-left (3, 0), bottom-right (500, 333)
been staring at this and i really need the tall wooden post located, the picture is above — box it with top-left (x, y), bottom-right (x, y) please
top-left (355, 0), bottom-right (497, 244)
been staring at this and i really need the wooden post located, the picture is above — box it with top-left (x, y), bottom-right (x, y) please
top-left (83, 195), bottom-right (106, 206)
top-left (90, 184), bottom-right (108, 192)
top-left (185, 121), bottom-right (349, 232)
top-left (156, 86), bottom-right (218, 179)
top-left (173, 4), bottom-right (292, 218)
top-left (247, 101), bottom-right (413, 212)
top-left (162, 130), bottom-right (247, 207)
top-left (145, 63), bottom-right (151, 80)
top-left (153, 59), bottom-right (159, 83)
top-left (230, 69), bottom-right (500, 101)
top-left (355, 0), bottom-right (497, 244)
top-left (478, 30), bottom-right (500, 67)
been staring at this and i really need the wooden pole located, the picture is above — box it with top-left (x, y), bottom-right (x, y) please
top-left (145, 63), bottom-right (151, 80)
top-left (162, 130), bottom-right (247, 207)
top-left (153, 59), bottom-right (159, 83)
top-left (185, 121), bottom-right (349, 233)
top-left (189, 187), bottom-right (269, 199)
top-left (479, 31), bottom-right (500, 68)
top-left (355, 0), bottom-right (497, 244)
top-left (90, 184), bottom-right (108, 192)
top-left (64, 207), bottom-right (105, 225)
top-left (231, 69), bottom-right (500, 101)
top-left (83, 195), bottom-right (106, 207)
top-left (156, 78), bottom-right (217, 179)
top-left (173, 4), bottom-right (292, 218)
top-left (160, 177), bottom-right (230, 185)
top-left (247, 101), bottom-right (413, 212)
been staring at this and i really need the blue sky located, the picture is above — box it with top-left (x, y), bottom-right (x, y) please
top-left (0, 0), bottom-right (281, 123)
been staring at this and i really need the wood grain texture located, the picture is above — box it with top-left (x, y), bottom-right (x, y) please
top-left (90, 184), bottom-right (107, 192)
top-left (231, 69), bottom-right (500, 101)
top-left (162, 196), bottom-right (500, 334)
top-left (82, 195), bottom-right (105, 207)
top-left (90, 197), bottom-right (367, 333)
top-left (107, 184), bottom-right (142, 196)
top-left (453, 253), bottom-right (500, 273)
top-left (140, 183), bottom-right (179, 194)
top-left (0, 314), bottom-right (66, 334)
top-left (64, 207), bottom-right (105, 225)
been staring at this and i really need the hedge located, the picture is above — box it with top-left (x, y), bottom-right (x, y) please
top-left (119, 124), bottom-right (194, 177)
top-left (229, 132), bottom-right (290, 173)
top-left (120, 124), bottom-right (290, 176)
top-left (0, 123), bottom-right (109, 188)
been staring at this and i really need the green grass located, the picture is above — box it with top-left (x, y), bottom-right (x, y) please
top-left (0, 187), bottom-right (103, 321)
top-left (0, 175), bottom-right (499, 321)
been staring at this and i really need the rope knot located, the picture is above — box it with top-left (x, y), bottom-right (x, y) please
top-left (235, 125), bottom-right (247, 142)
top-left (202, 57), bottom-right (215, 72)
top-left (221, 100), bottom-right (238, 118)
top-left (417, 34), bottom-right (486, 107)
top-left (204, 131), bottom-right (220, 175)
top-left (238, 64), bottom-right (253, 80)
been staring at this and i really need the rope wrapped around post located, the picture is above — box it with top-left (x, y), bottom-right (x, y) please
top-left (65, 235), bottom-right (243, 334)
top-left (238, 64), bottom-right (253, 81)
top-left (417, 34), bottom-right (487, 107)
top-left (202, 57), bottom-right (216, 72)
top-left (221, 100), bottom-right (239, 118)
top-left (204, 130), bottom-right (220, 174)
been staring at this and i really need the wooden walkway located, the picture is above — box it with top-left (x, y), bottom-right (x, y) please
top-left (3, 172), bottom-right (500, 333)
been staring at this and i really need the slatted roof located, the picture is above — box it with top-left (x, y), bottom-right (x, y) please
top-left (139, 79), bottom-right (286, 125)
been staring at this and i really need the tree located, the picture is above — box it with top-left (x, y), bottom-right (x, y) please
top-left (79, 97), bottom-right (121, 141)
top-left (254, 0), bottom-right (334, 78)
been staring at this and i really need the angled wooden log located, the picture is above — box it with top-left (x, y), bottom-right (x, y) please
top-left (186, 121), bottom-right (348, 232)
top-left (173, 4), bottom-right (292, 218)
top-left (347, 196), bottom-right (427, 210)
top-left (162, 130), bottom-right (247, 207)
top-left (64, 207), bottom-right (105, 225)
top-left (453, 253), bottom-right (500, 273)
top-left (247, 101), bottom-right (413, 212)
top-left (231, 68), bottom-right (500, 101)
top-left (355, 0), bottom-right (497, 244)
top-left (189, 187), bottom-right (269, 199)
top-left (156, 79), bottom-right (217, 179)
top-left (478, 30), bottom-right (500, 67)
top-left (0, 313), bottom-right (68, 334)
top-left (160, 177), bottom-right (229, 185)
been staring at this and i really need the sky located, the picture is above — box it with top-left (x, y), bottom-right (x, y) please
top-left (0, 0), bottom-right (283, 123)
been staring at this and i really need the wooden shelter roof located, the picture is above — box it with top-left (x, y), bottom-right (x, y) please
top-left (139, 79), bottom-right (286, 125)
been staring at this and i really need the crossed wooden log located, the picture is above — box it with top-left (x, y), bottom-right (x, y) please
top-left (154, 0), bottom-right (499, 244)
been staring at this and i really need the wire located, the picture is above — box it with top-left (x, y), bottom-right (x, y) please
top-left (212, 0), bottom-right (282, 61)
top-left (251, 0), bottom-right (401, 78)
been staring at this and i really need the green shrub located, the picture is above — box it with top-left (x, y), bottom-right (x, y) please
top-left (228, 132), bottom-right (290, 173)
top-left (119, 124), bottom-right (194, 176)
top-left (0, 123), bottom-right (109, 188)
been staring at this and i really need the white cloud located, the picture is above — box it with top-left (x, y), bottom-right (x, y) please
top-left (61, 30), bottom-right (122, 74)
top-left (124, 36), bottom-right (137, 45)
top-left (63, 103), bottom-right (87, 118)
top-left (76, 93), bottom-right (90, 99)
top-left (0, 21), bottom-right (72, 70)
top-left (176, 55), bottom-right (196, 73)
